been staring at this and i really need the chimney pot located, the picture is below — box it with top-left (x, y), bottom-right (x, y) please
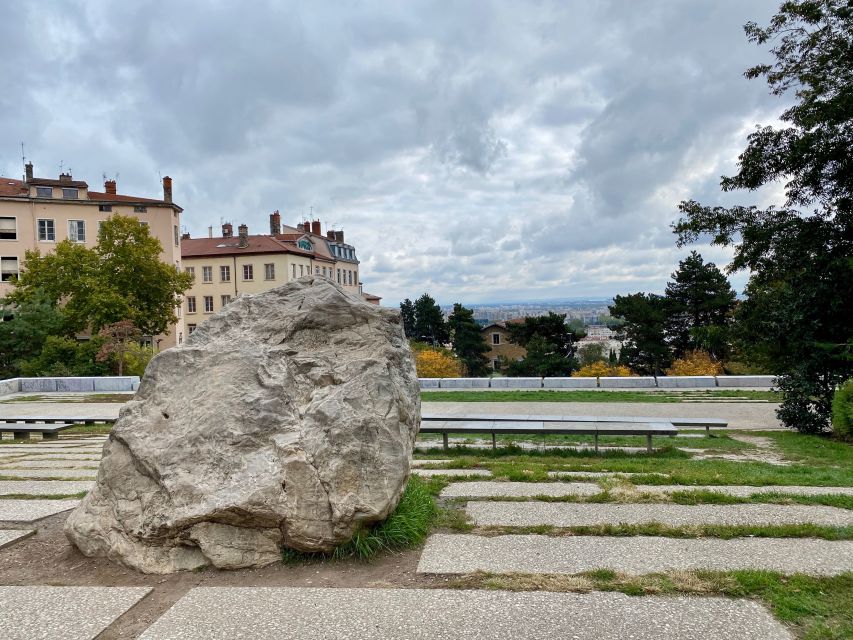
top-left (238, 224), bottom-right (249, 248)
top-left (59, 172), bottom-right (72, 183)
top-left (181, 232), bottom-right (190, 240)
top-left (270, 210), bottom-right (281, 235)
top-left (25, 162), bottom-right (33, 182)
top-left (104, 179), bottom-right (117, 195)
top-left (162, 176), bottom-right (173, 203)
top-left (311, 219), bottom-right (321, 236)
top-left (222, 223), bottom-right (233, 238)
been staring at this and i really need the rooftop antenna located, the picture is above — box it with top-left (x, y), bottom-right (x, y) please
top-left (20, 142), bottom-right (25, 167)
top-left (59, 160), bottom-right (64, 173)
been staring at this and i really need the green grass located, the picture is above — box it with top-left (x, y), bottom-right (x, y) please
top-left (283, 476), bottom-right (438, 562)
top-left (421, 389), bottom-right (781, 402)
top-left (0, 492), bottom-right (88, 499)
top-left (63, 424), bottom-right (113, 435)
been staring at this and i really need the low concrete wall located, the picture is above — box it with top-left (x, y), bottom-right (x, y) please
top-left (0, 378), bottom-right (20, 396)
top-left (716, 375), bottom-right (776, 388)
top-left (543, 377), bottom-right (597, 389)
top-left (657, 376), bottom-right (717, 388)
top-left (417, 375), bottom-right (775, 390)
top-left (0, 376), bottom-right (140, 397)
top-left (599, 376), bottom-right (658, 388)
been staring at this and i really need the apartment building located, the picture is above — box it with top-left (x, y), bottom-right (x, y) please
top-left (0, 163), bottom-right (184, 347)
top-left (180, 213), bottom-right (379, 334)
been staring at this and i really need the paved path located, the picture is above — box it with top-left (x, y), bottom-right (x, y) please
top-left (467, 502), bottom-right (853, 527)
top-left (0, 529), bottom-right (33, 549)
top-left (0, 469), bottom-right (98, 479)
top-left (0, 402), bottom-right (121, 419)
top-left (0, 480), bottom-right (93, 496)
top-left (0, 586), bottom-right (150, 640)
top-left (412, 469), bottom-right (492, 477)
top-left (0, 499), bottom-right (79, 523)
top-left (418, 534), bottom-right (853, 576)
top-left (137, 587), bottom-right (790, 640)
top-left (0, 460), bottom-right (99, 469)
top-left (422, 401), bottom-right (780, 429)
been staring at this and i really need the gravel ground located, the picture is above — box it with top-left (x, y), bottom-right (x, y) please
top-left (0, 529), bottom-right (34, 549)
top-left (0, 586), bottom-right (151, 640)
top-left (467, 501), bottom-right (853, 527)
top-left (137, 586), bottom-right (791, 640)
top-left (0, 480), bottom-right (94, 496)
top-left (417, 534), bottom-right (853, 576)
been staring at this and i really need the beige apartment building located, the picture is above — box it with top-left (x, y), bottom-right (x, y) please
top-left (0, 163), bottom-right (185, 347)
top-left (180, 213), bottom-right (379, 334)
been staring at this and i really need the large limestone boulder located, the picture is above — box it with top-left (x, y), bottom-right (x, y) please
top-left (65, 276), bottom-right (420, 573)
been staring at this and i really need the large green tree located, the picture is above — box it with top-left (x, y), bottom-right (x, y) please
top-left (10, 215), bottom-right (193, 337)
top-left (609, 293), bottom-right (671, 377)
top-left (447, 303), bottom-right (489, 377)
top-left (506, 312), bottom-right (578, 376)
top-left (675, 0), bottom-right (853, 433)
top-left (412, 293), bottom-right (449, 345)
top-left (665, 251), bottom-right (737, 359)
top-left (399, 298), bottom-right (416, 338)
top-left (0, 289), bottom-right (66, 377)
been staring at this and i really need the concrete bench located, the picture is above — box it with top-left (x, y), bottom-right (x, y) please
top-left (0, 422), bottom-right (73, 440)
top-left (419, 418), bottom-right (677, 453)
top-left (0, 416), bottom-right (114, 426)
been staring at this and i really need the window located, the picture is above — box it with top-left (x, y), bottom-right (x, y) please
top-left (337, 269), bottom-right (341, 284)
top-left (203, 296), bottom-right (214, 313)
top-left (264, 263), bottom-right (275, 280)
top-left (292, 264), bottom-right (296, 280)
top-left (348, 270), bottom-right (353, 286)
top-left (492, 333), bottom-right (501, 345)
top-left (185, 266), bottom-right (195, 281)
top-left (492, 358), bottom-right (500, 370)
top-left (299, 264), bottom-right (304, 277)
top-left (0, 257), bottom-right (18, 282)
top-left (37, 219), bottom-right (55, 241)
top-left (315, 266), bottom-right (319, 274)
top-left (220, 265), bottom-right (231, 282)
top-left (98, 204), bottom-right (112, 212)
top-left (173, 225), bottom-right (179, 247)
top-left (186, 296), bottom-right (196, 313)
top-left (243, 264), bottom-right (254, 281)
top-left (68, 220), bottom-right (86, 243)
top-left (202, 266), bottom-right (213, 283)
top-left (188, 324), bottom-right (197, 334)
top-left (36, 186), bottom-right (52, 198)
top-left (221, 295), bottom-right (232, 306)
top-left (134, 205), bottom-right (147, 213)
top-left (62, 188), bottom-right (78, 199)
top-left (139, 221), bottom-right (149, 227)
top-left (0, 217), bottom-right (16, 240)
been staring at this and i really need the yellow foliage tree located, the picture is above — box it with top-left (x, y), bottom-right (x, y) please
top-left (416, 348), bottom-right (462, 378)
top-left (666, 350), bottom-right (723, 376)
top-left (572, 361), bottom-right (634, 377)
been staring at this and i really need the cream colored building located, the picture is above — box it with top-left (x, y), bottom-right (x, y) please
top-left (180, 214), bottom-right (379, 334)
top-left (0, 163), bottom-right (185, 347)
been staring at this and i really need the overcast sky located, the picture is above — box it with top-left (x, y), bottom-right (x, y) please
top-left (1, 0), bottom-right (787, 305)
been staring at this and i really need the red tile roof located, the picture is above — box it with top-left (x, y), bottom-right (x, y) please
top-left (0, 176), bottom-right (180, 210)
top-left (27, 177), bottom-right (88, 188)
top-left (181, 234), bottom-right (317, 258)
top-left (0, 178), bottom-right (27, 197)
top-left (88, 191), bottom-right (171, 205)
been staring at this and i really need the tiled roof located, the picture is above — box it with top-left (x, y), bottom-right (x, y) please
top-left (27, 177), bottom-right (89, 188)
top-left (0, 178), bottom-right (27, 197)
top-left (362, 292), bottom-right (382, 301)
top-left (88, 191), bottom-right (171, 205)
top-left (181, 234), bottom-right (316, 258)
top-left (0, 176), bottom-right (179, 210)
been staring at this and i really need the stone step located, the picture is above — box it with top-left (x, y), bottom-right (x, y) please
top-left (0, 529), bottom-right (34, 549)
top-left (467, 502), bottom-right (853, 527)
top-left (417, 533), bottom-right (853, 576)
top-left (137, 586), bottom-right (791, 640)
top-left (0, 586), bottom-right (150, 640)
top-left (0, 480), bottom-right (94, 497)
top-left (0, 499), bottom-right (80, 524)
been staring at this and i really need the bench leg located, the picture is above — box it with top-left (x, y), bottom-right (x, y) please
top-left (14, 431), bottom-right (31, 440)
top-left (646, 434), bottom-right (652, 454)
top-left (594, 432), bottom-right (599, 454)
top-left (442, 433), bottom-right (449, 451)
top-left (491, 432), bottom-right (496, 450)
top-left (42, 432), bottom-right (59, 440)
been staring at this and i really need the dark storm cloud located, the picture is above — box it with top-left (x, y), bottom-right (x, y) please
top-left (0, 0), bottom-right (783, 304)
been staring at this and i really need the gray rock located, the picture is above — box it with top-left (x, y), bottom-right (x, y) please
top-left (65, 277), bottom-right (420, 573)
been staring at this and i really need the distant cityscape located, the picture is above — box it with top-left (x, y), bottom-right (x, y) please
top-left (440, 298), bottom-right (614, 326)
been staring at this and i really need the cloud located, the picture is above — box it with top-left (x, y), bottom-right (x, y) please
top-left (1, 0), bottom-right (784, 305)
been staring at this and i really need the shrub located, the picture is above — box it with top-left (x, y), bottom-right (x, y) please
top-left (19, 335), bottom-right (111, 377)
top-left (666, 350), bottom-right (723, 376)
top-left (831, 379), bottom-right (853, 440)
top-left (416, 348), bottom-right (462, 378)
top-left (572, 361), bottom-right (634, 377)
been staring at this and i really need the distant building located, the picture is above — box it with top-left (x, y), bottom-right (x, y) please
top-left (576, 324), bottom-right (622, 359)
top-left (481, 322), bottom-right (527, 371)
top-left (0, 163), bottom-right (184, 347)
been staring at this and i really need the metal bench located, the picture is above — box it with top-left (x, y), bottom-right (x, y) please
top-left (0, 422), bottom-right (74, 440)
top-left (419, 418), bottom-right (677, 453)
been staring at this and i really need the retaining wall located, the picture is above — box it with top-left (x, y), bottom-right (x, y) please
top-left (420, 375), bottom-right (776, 390)
top-left (0, 376), bottom-right (140, 397)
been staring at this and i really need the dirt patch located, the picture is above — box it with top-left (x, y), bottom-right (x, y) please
top-left (685, 434), bottom-right (792, 465)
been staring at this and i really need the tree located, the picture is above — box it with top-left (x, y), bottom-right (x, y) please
top-left (415, 347), bottom-right (462, 378)
top-left (573, 362), bottom-right (633, 377)
top-left (96, 320), bottom-right (143, 376)
top-left (447, 303), bottom-right (489, 376)
top-left (19, 335), bottom-right (111, 377)
top-left (0, 289), bottom-right (66, 378)
top-left (666, 350), bottom-right (724, 376)
top-left (412, 293), bottom-right (449, 345)
top-left (505, 335), bottom-right (571, 377)
top-left (664, 251), bottom-right (736, 359)
top-left (399, 298), bottom-right (416, 338)
top-left (577, 342), bottom-right (608, 367)
top-left (609, 293), bottom-right (671, 377)
top-left (674, 0), bottom-right (853, 433)
top-left (506, 312), bottom-right (578, 376)
top-left (10, 215), bottom-right (193, 337)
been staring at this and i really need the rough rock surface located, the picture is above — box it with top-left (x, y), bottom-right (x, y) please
top-left (65, 276), bottom-right (420, 573)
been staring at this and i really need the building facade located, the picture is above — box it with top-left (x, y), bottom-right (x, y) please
top-left (180, 213), bottom-right (379, 334)
top-left (0, 163), bottom-right (184, 347)
top-left (481, 322), bottom-right (528, 371)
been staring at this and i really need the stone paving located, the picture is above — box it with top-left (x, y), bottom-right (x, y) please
top-left (0, 459), bottom-right (99, 468)
top-left (417, 534), bottom-right (853, 576)
top-left (0, 499), bottom-right (80, 523)
top-left (0, 468), bottom-right (98, 479)
top-left (0, 480), bottom-right (94, 496)
top-left (137, 587), bottom-right (791, 640)
top-left (0, 586), bottom-right (151, 640)
top-left (467, 501), bottom-right (853, 527)
top-left (412, 468), bottom-right (493, 477)
top-left (11, 453), bottom-right (101, 461)
top-left (0, 528), bottom-right (34, 549)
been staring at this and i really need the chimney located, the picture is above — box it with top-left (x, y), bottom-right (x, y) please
top-left (238, 224), bottom-right (249, 248)
top-left (25, 162), bottom-right (33, 182)
top-left (270, 210), bottom-right (281, 235)
top-left (104, 179), bottom-right (117, 195)
top-left (335, 230), bottom-right (344, 243)
top-left (181, 232), bottom-right (190, 240)
top-left (162, 176), bottom-right (173, 203)
top-left (222, 223), bottom-right (233, 238)
top-left (297, 222), bottom-right (305, 232)
top-left (311, 219), bottom-right (321, 236)
top-left (59, 172), bottom-right (72, 183)
top-left (327, 230), bottom-right (335, 240)
top-left (208, 225), bottom-right (213, 238)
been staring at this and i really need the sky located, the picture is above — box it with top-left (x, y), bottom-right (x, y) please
top-left (0, 0), bottom-right (788, 305)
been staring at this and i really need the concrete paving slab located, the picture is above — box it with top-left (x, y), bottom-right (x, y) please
top-left (137, 586), bottom-right (791, 640)
top-left (549, 471), bottom-right (669, 479)
top-left (418, 534), bottom-right (853, 576)
top-left (0, 459), bottom-right (99, 469)
top-left (12, 453), bottom-right (101, 461)
top-left (0, 468), bottom-right (98, 479)
top-left (0, 586), bottom-right (151, 640)
top-left (0, 480), bottom-right (93, 496)
top-left (0, 499), bottom-right (80, 523)
top-left (467, 502), bottom-right (853, 527)
top-left (638, 485), bottom-right (853, 497)
top-left (412, 469), bottom-right (492, 477)
top-left (0, 447), bottom-right (102, 455)
top-left (0, 529), bottom-right (34, 549)
top-left (443, 481), bottom-right (601, 498)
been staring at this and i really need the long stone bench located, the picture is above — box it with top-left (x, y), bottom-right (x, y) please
top-left (0, 422), bottom-right (73, 440)
top-left (423, 412), bottom-right (727, 434)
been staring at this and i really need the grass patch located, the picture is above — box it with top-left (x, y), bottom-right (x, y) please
top-left (282, 476), bottom-right (437, 562)
top-left (421, 389), bottom-right (781, 403)
top-left (0, 492), bottom-right (89, 500)
top-left (63, 424), bottom-right (113, 435)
